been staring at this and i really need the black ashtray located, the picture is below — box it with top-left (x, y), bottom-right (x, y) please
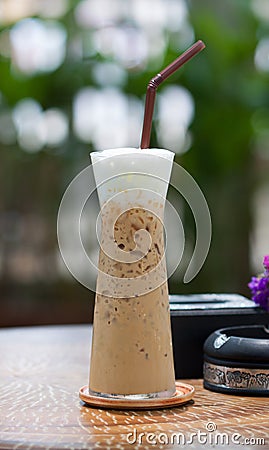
top-left (203, 325), bottom-right (269, 396)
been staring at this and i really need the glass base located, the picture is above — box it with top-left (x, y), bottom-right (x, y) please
top-left (80, 382), bottom-right (194, 409)
top-left (88, 387), bottom-right (176, 400)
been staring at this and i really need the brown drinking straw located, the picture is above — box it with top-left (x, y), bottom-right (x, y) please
top-left (140, 40), bottom-right (205, 149)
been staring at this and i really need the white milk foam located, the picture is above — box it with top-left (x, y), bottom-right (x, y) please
top-left (90, 148), bottom-right (174, 206)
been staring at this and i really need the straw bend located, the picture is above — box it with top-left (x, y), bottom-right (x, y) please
top-left (140, 40), bottom-right (205, 149)
top-left (148, 73), bottom-right (163, 90)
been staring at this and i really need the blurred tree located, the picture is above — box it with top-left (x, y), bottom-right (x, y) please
top-left (177, 0), bottom-right (267, 294)
top-left (0, 0), bottom-right (268, 325)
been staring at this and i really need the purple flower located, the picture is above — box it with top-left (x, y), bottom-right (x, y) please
top-left (263, 255), bottom-right (269, 272)
top-left (248, 276), bottom-right (259, 291)
top-left (248, 255), bottom-right (269, 312)
top-left (257, 277), bottom-right (268, 291)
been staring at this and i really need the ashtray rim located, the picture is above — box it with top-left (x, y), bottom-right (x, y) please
top-left (203, 324), bottom-right (269, 363)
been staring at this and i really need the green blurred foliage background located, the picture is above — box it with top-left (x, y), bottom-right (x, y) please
top-left (0, 0), bottom-right (268, 325)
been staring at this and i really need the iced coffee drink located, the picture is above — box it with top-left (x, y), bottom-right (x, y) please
top-left (89, 148), bottom-right (176, 398)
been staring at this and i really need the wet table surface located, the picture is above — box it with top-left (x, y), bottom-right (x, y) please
top-left (0, 325), bottom-right (268, 449)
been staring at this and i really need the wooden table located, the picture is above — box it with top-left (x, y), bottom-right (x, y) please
top-left (0, 325), bottom-right (268, 449)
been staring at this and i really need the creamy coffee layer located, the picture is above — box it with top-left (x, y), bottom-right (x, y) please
top-left (90, 205), bottom-right (175, 396)
top-left (90, 286), bottom-right (175, 395)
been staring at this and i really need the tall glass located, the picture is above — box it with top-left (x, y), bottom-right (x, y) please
top-left (89, 148), bottom-right (176, 399)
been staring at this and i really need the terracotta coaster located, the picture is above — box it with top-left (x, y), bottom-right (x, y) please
top-left (79, 381), bottom-right (194, 410)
